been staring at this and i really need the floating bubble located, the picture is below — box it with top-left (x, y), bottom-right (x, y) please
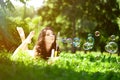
top-left (88, 43), bottom-right (94, 50)
top-left (61, 38), bottom-right (67, 44)
top-left (95, 31), bottom-right (100, 37)
top-left (83, 34), bottom-right (94, 50)
top-left (105, 42), bottom-right (118, 54)
top-left (66, 38), bottom-right (72, 44)
top-left (88, 33), bottom-right (92, 37)
top-left (83, 42), bottom-right (93, 50)
top-left (73, 37), bottom-right (80, 47)
top-left (73, 37), bottom-right (80, 42)
top-left (110, 35), bottom-right (116, 41)
top-left (87, 36), bottom-right (94, 44)
top-left (73, 42), bottom-right (80, 47)
top-left (105, 44), bottom-right (111, 52)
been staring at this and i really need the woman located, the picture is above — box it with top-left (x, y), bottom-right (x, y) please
top-left (12, 27), bottom-right (60, 60)
top-left (34, 27), bottom-right (60, 60)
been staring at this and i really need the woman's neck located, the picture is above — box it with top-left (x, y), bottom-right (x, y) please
top-left (45, 43), bottom-right (52, 52)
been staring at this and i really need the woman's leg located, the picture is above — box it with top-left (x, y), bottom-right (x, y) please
top-left (17, 27), bottom-right (28, 50)
top-left (12, 30), bottom-right (34, 57)
top-left (17, 27), bottom-right (26, 42)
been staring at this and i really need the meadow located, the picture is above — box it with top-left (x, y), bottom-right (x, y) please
top-left (0, 51), bottom-right (120, 80)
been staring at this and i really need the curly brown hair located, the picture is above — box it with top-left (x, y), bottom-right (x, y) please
top-left (35, 27), bottom-right (59, 60)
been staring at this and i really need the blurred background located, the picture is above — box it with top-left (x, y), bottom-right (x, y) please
top-left (0, 0), bottom-right (120, 55)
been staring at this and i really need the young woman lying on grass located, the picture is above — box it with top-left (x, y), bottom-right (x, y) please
top-left (12, 27), bottom-right (60, 60)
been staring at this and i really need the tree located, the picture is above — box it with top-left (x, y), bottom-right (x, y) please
top-left (0, 0), bottom-right (37, 52)
top-left (15, 0), bottom-right (30, 19)
top-left (0, 0), bottom-right (16, 51)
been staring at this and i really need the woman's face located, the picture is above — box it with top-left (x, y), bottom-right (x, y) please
top-left (44, 30), bottom-right (55, 44)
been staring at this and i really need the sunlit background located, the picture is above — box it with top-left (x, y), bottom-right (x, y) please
top-left (11, 0), bottom-right (44, 11)
top-left (0, 0), bottom-right (120, 54)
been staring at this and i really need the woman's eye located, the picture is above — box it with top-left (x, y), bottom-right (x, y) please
top-left (46, 34), bottom-right (50, 36)
top-left (46, 33), bottom-right (55, 36)
top-left (53, 33), bottom-right (55, 35)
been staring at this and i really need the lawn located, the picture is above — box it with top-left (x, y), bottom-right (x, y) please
top-left (0, 51), bottom-right (120, 80)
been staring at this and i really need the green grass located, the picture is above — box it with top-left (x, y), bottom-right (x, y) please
top-left (0, 51), bottom-right (120, 80)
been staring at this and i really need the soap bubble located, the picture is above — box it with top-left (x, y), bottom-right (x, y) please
top-left (87, 36), bottom-right (94, 44)
top-left (88, 33), bottom-right (92, 37)
top-left (105, 44), bottom-right (111, 53)
top-left (95, 31), bottom-right (100, 37)
top-left (66, 38), bottom-right (72, 44)
top-left (105, 42), bottom-right (118, 54)
top-left (110, 35), bottom-right (116, 41)
top-left (73, 37), bottom-right (80, 47)
top-left (83, 42), bottom-right (89, 50)
top-left (83, 34), bottom-right (94, 50)
top-left (73, 42), bottom-right (80, 47)
top-left (87, 33), bottom-right (94, 45)
top-left (83, 42), bottom-right (93, 50)
top-left (62, 38), bottom-right (67, 44)
top-left (74, 37), bottom-right (80, 42)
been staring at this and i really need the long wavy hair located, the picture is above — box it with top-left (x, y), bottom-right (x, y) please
top-left (35, 27), bottom-right (59, 60)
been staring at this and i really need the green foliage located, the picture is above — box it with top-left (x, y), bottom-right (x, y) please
top-left (0, 52), bottom-right (120, 80)
top-left (38, 0), bottom-right (120, 35)
top-left (0, 14), bottom-right (44, 51)
top-left (0, 0), bottom-right (15, 12)
top-left (37, 0), bottom-right (120, 53)
top-left (0, 0), bottom-right (41, 52)
top-left (117, 18), bottom-right (120, 30)
top-left (0, 0), bottom-right (16, 51)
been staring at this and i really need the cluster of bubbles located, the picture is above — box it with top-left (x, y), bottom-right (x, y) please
top-left (105, 35), bottom-right (118, 54)
top-left (83, 33), bottom-right (94, 50)
top-left (61, 37), bottom-right (80, 48)
top-left (60, 31), bottom-right (118, 54)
